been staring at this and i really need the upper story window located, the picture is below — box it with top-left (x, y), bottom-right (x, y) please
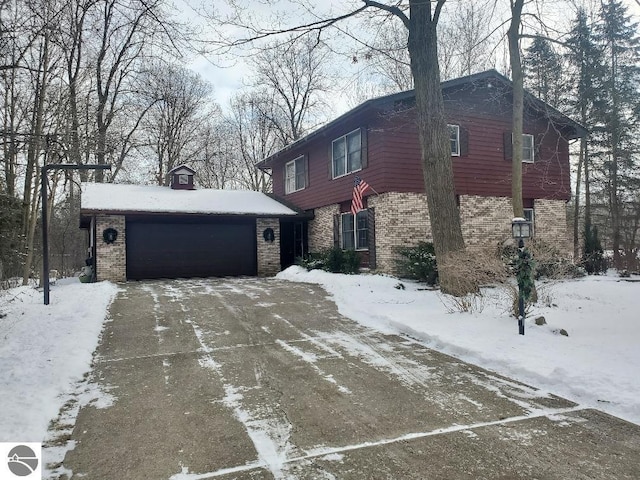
top-left (504, 132), bottom-right (536, 163)
top-left (285, 156), bottom-right (306, 194)
top-left (332, 128), bottom-right (361, 178)
top-left (449, 124), bottom-right (460, 156)
top-left (522, 134), bottom-right (534, 163)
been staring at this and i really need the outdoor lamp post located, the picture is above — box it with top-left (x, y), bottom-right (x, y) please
top-left (512, 217), bottom-right (532, 335)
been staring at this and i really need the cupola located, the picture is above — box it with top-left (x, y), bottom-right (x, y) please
top-left (168, 165), bottom-right (196, 190)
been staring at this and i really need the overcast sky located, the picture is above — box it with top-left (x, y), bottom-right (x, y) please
top-left (179, 0), bottom-right (640, 114)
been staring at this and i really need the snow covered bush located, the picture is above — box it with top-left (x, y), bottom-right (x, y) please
top-left (394, 242), bottom-right (438, 285)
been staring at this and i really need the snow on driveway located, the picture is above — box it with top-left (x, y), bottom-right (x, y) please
top-left (277, 267), bottom-right (640, 425)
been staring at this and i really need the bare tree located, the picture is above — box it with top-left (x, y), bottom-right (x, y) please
top-left (140, 62), bottom-right (212, 185)
top-left (250, 35), bottom-right (331, 144)
top-left (91, 0), bottom-right (180, 182)
top-left (227, 91), bottom-right (278, 192)
top-left (193, 121), bottom-right (239, 189)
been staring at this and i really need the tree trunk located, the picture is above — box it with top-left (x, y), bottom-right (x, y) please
top-left (22, 32), bottom-right (50, 285)
top-left (573, 138), bottom-right (584, 260)
top-left (407, 0), bottom-right (466, 295)
top-left (508, 0), bottom-right (525, 218)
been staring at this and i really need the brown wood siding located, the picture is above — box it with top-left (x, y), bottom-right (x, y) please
top-left (271, 84), bottom-right (572, 211)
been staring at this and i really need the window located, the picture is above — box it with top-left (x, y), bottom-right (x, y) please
top-left (524, 208), bottom-right (535, 236)
top-left (178, 174), bottom-right (189, 185)
top-left (522, 134), bottom-right (534, 163)
top-left (449, 124), bottom-right (460, 156)
top-left (332, 129), bottom-right (361, 178)
top-left (285, 156), bottom-right (306, 194)
top-left (341, 210), bottom-right (368, 250)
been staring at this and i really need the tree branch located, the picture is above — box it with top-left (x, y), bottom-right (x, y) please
top-left (221, 5), bottom-right (370, 47)
top-left (363, 0), bottom-right (409, 29)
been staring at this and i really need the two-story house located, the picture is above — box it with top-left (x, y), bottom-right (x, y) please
top-left (258, 69), bottom-right (587, 272)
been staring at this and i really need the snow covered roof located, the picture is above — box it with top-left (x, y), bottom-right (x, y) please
top-left (80, 183), bottom-right (299, 216)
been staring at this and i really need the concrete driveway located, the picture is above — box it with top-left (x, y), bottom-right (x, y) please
top-left (47, 278), bottom-right (640, 479)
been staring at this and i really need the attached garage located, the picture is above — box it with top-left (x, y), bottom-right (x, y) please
top-left (80, 166), bottom-right (304, 282)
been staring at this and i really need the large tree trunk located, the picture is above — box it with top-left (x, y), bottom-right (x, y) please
top-left (22, 32), bottom-right (50, 285)
top-left (573, 138), bottom-right (585, 259)
top-left (407, 0), bottom-right (466, 294)
top-left (508, 0), bottom-right (525, 218)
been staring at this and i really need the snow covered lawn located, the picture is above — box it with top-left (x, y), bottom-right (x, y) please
top-left (277, 267), bottom-right (640, 426)
top-left (0, 279), bottom-right (118, 442)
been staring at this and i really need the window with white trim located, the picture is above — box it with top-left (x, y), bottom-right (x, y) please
top-left (332, 129), bottom-right (361, 178)
top-left (524, 208), bottom-right (535, 236)
top-left (449, 124), bottom-right (460, 156)
top-left (285, 156), bottom-right (306, 194)
top-left (341, 210), bottom-right (368, 250)
top-left (522, 134), bottom-right (534, 163)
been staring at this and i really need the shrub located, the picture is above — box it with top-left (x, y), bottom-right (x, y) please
top-left (297, 247), bottom-right (361, 274)
top-left (500, 239), bottom-right (585, 280)
top-left (582, 224), bottom-right (607, 274)
top-left (395, 242), bottom-right (438, 285)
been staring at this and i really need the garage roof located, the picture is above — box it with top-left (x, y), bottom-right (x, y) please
top-left (81, 183), bottom-right (299, 216)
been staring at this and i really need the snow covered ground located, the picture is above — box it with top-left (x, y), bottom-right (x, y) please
top-left (0, 279), bottom-right (118, 443)
top-left (277, 267), bottom-right (640, 426)
top-left (0, 268), bottom-right (638, 450)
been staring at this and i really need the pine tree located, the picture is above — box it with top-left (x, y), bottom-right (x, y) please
top-left (523, 36), bottom-right (566, 108)
top-left (565, 8), bottom-right (605, 261)
top-left (593, 0), bottom-right (640, 270)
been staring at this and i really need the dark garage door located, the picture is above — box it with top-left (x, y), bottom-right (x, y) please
top-left (126, 217), bottom-right (257, 280)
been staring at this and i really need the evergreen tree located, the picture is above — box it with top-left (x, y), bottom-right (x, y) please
top-left (592, 0), bottom-right (640, 269)
top-left (523, 36), bottom-right (566, 108)
top-left (583, 224), bottom-right (607, 274)
top-left (565, 8), bottom-right (605, 260)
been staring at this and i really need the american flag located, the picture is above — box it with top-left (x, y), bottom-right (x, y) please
top-left (351, 176), bottom-right (370, 215)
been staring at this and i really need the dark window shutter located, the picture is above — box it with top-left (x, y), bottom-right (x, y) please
top-left (503, 131), bottom-right (513, 161)
top-left (304, 154), bottom-right (309, 187)
top-left (535, 134), bottom-right (543, 162)
top-left (360, 127), bottom-right (368, 169)
top-left (328, 143), bottom-right (333, 179)
top-left (367, 207), bottom-right (376, 269)
top-left (283, 161), bottom-right (287, 191)
top-left (460, 126), bottom-right (469, 156)
top-left (333, 214), bottom-right (340, 247)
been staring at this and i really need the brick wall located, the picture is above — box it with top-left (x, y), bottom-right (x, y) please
top-left (534, 199), bottom-right (570, 254)
top-left (459, 195), bottom-right (513, 250)
top-left (368, 193), bottom-right (432, 272)
top-left (256, 218), bottom-right (280, 276)
top-left (95, 215), bottom-right (126, 282)
top-left (308, 204), bottom-right (339, 251)
top-left (305, 193), bottom-right (570, 275)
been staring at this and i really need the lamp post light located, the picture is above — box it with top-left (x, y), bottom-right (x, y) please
top-left (512, 217), bottom-right (532, 335)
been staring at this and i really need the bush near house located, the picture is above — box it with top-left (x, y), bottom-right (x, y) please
top-left (501, 239), bottom-right (585, 280)
top-left (394, 242), bottom-right (439, 285)
top-left (298, 247), bottom-right (361, 274)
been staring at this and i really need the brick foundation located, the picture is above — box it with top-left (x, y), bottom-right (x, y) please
top-left (257, 218), bottom-right (280, 276)
top-left (95, 215), bottom-right (126, 282)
